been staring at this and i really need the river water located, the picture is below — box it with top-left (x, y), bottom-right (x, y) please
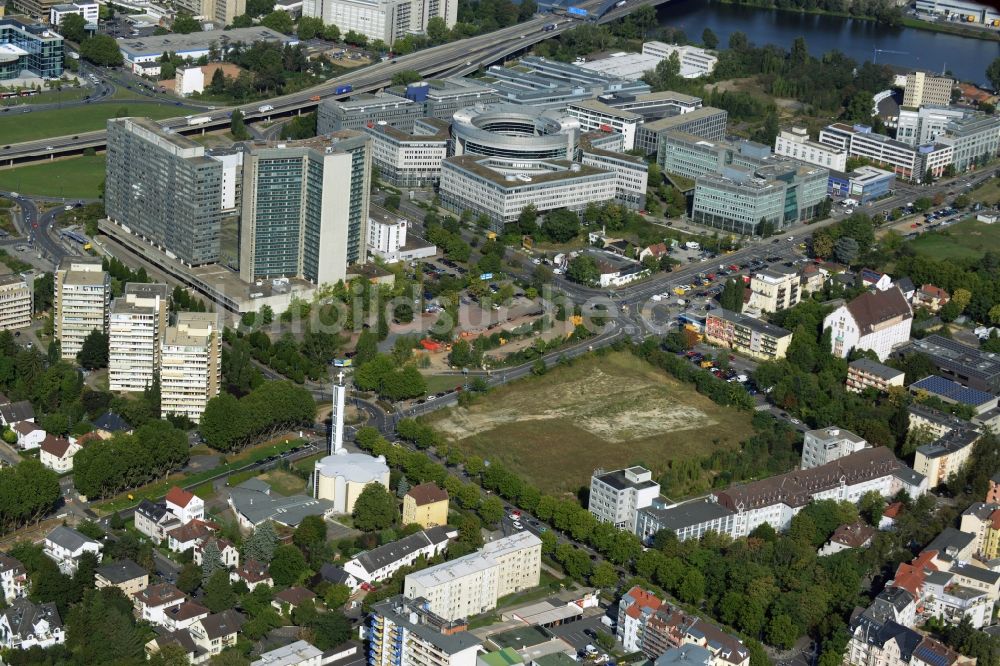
top-left (655, 0), bottom-right (1000, 85)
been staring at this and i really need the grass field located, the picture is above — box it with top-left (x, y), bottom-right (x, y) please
top-left (908, 217), bottom-right (1000, 261)
top-left (0, 155), bottom-right (106, 200)
top-left (424, 351), bottom-right (751, 495)
top-left (0, 103), bottom-right (181, 144)
top-left (257, 469), bottom-right (307, 496)
top-left (969, 178), bottom-right (1000, 207)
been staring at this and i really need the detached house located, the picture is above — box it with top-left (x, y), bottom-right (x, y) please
top-left (193, 537), bottom-right (239, 569)
top-left (165, 486), bottom-right (204, 524)
top-left (912, 285), bottom-right (950, 313)
top-left (0, 599), bottom-right (65, 650)
top-left (133, 583), bottom-right (186, 626)
top-left (167, 519), bottom-right (219, 553)
top-left (824, 286), bottom-right (913, 361)
top-left (0, 400), bottom-right (34, 428)
top-left (163, 600), bottom-right (210, 632)
top-left (95, 559), bottom-right (149, 598)
top-left (43, 525), bottom-right (103, 574)
top-left (134, 500), bottom-right (182, 544)
top-left (39, 435), bottom-right (81, 473)
top-left (12, 421), bottom-right (45, 450)
top-left (0, 555), bottom-right (27, 603)
top-left (189, 609), bottom-right (245, 657)
top-left (231, 560), bottom-right (272, 591)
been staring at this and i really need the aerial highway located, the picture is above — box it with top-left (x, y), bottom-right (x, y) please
top-left (0, 0), bottom-right (663, 166)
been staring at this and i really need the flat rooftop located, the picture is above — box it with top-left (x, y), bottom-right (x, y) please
top-left (118, 26), bottom-right (295, 57)
top-left (444, 156), bottom-right (611, 188)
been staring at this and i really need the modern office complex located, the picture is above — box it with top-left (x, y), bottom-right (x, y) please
top-left (54, 257), bottom-right (110, 361)
top-left (303, 0), bottom-right (456, 45)
top-left (896, 106), bottom-right (965, 146)
top-left (363, 117), bottom-right (449, 186)
top-left (800, 427), bottom-right (870, 470)
top-left (411, 78), bottom-right (500, 119)
top-left (819, 123), bottom-right (954, 181)
top-left (116, 28), bottom-right (297, 75)
top-left (690, 162), bottom-right (828, 235)
top-left (601, 90), bottom-right (703, 120)
top-left (482, 56), bottom-right (651, 110)
top-left (439, 156), bottom-right (616, 230)
top-left (317, 92), bottom-right (423, 133)
top-left (902, 71), bottom-right (955, 108)
top-left (588, 466), bottom-right (660, 532)
top-left (634, 106), bottom-right (728, 155)
top-left (0, 19), bottom-right (63, 80)
top-left (641, 41), bottom-right (718, 78)
top-left (827, 165), bottom-right (895, 203)
top-left (48, 1), bottom-right (98, 27)
top-left (774, 127), bottom-right (848, 171)
top-left (938, 113), bottom-right (1000, 171)
top-left (578, 133), bottom-right (648, 209)
top-left (368, 597), bottom-right (481, 666)
top-left (0, 274), bottom-right (32, 332)
top-left (159, 312), bottom-right (221, 423)
top-left (108, 283), bottom-right (169, 393)
top-left (106, 118), bottom-right (224, 267)
top-left (403, 532), bottom-right (542, 621)
top-left (658, 131), bottom-right (774, 180)
top-left (566, 100), bottom-right (642, 151)
top-left (450, 104), bottom-right (580, 161)
top-left (238, 132), bottom-right (371, 286)
top-left (703, 307), bottom-right (793, 361)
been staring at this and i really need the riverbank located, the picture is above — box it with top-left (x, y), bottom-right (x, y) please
top-left (714, 0), bottom-right (1000, 42)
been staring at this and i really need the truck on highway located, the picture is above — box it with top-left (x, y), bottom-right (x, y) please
top-left (186, 116), bottom-right (211, 126)
top-left (335, 84), bottom-right (353, 95)
top-left (567, 6), bottom-right (588, 16)
top-left (257, 104), bottom-right (274, 113)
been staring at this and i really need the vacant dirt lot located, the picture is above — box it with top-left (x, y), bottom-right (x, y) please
top-left (425, 352), bottom-right (751, 494)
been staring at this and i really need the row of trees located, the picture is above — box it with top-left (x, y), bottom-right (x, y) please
top-left (199, 380), bottom-right (316, 451)
top-left (0, 460), bottom-right (60, 536)
top-left (73, 421), bottom-right (189, 499)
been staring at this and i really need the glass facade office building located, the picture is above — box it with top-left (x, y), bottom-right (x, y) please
top-left (0, 19), bottom-right (63, 80)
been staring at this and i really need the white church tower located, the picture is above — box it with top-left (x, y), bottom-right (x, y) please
top-left (331, 370), bottom-right (346, 454)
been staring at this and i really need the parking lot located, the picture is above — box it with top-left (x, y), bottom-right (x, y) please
top-left (549, 615), bottom-right (616, 652)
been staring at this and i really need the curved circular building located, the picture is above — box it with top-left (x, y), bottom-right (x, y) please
top-left (313, 451), bottom-right (390, 514)
top-left (451, 103), bottom-right (580, 161)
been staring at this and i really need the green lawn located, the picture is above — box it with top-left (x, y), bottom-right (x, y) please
top-left (907, 217), bottom-right (1000, 261)
top-left (0, 156), bottom-right (106, 200)
top-left (422, 374), bottom-right (465, 396)
top-left (1, 88), bottom-right (89, 107)
top-left (969, 178), bottom-right (1000, 207)
top-left (0, 103), bottom-right (183, 144)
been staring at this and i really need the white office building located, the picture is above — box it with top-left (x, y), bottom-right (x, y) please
top-left (49, 0), bottom-right (98, 26)
top-left (640, 42), bottom-right (718, 78)
top-left (403, 532), bottom-right (542, 621)
top-left (302, 0), bottom-right (456, 45)
top-left (160, 312), bottom-right (221, 423)
top-left (819, 123), bottom-right (954, 181)
top-left (896, 106), bottom-right (966, 146)
top-left (566, 100), bottom-right (642, 151)
top-left (367, 208), bottom-right (407, 260)
top-left (363, 118), bottom-right (449, 187)
top-left (54, 257), bottom-right (110, 361)
top-left (589, 466), bottom-right (660, 532)
top-left (800, 427), bottom-right (870, 470)
top-left (579, 134), bottom-right (648, 210)
top-left (109, 283), bottom-right (169, 394)
top-left (774, 127), bottom-right (848, 171)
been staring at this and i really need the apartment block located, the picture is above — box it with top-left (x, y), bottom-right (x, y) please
top-left (363, 117), bottom-right (449, 187)
top-left (401, 483), bottom-right (449, 529)
top-left (704, 307), bottom-right (792, 361)
top-left (160, 312), bottom-right (221, 423)
top-left (846, 358), bottom-right (905, 393)
top-left (304, 0), bottom-right (456, 45)
top-left (173, 0), bottom-right (246, 24)
top-left (109, 283), bottom-right (169, 393)
top-left (367, 596), bottom-right (481, 666)
top-left (54, 257), bottom-right (110, 361)
top-left (914, 427), bottom-right (980, 488)
top-left (774, 127), bottom-right (848, 171)
top-left (745, 268), bottom-right (800, 313)
top-left (589, 466), bottom-right (660, 532)
top-left (903, 71), bottom-right (955, 108)
top-left (403, 532), bottom-right (542, 621)
top-left (800, 427), bottom-right (869, 470)
top-left (898, 334), bottom-right (1000, 393)
top-left (105, 118), bottom-right (223, 266)
top-left (0, 274), bottom-right (32, 331)
top-left (239, 132), bottom-right (371, 286)
top-left (959, 503), bottom-right (1000, 559)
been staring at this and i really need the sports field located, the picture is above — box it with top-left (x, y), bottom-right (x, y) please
top-left (0, 155), bottom-right (106, 200)
top-left (0, 103), bottom-right (182, 144)
top-left (424, 351), bottom-right (751, 494)
top-left (908, 217), bottom-right (1000, 261)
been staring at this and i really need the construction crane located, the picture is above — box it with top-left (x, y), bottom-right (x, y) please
top-left (873, 48), bottom-right (909, 64)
